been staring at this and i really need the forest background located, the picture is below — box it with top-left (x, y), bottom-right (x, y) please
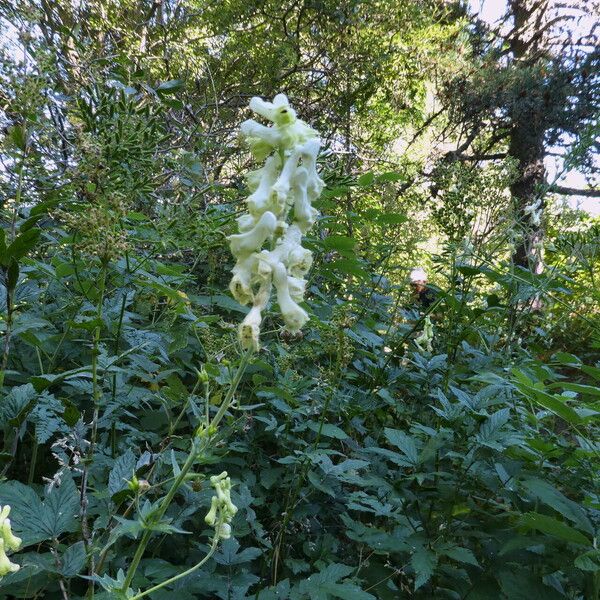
top-left (0, 0), bottom-right (599, 598)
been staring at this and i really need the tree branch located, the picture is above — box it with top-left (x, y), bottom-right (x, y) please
top-left (551, 185), bottom-right (600, 198)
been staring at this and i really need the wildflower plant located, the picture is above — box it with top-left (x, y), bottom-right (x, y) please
top-left (229, 94), bottom-right (324, 350)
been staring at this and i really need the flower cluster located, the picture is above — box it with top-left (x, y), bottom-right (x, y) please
top-left (523, 199), bottom-right (543, 227)
top-left (415, 316), bottom-right (434, 353)
top-left (0, 505), bottom-right (21, 578)
top-left (204, 472), bottom-right (238, 540)
top-left (228, 94), bottom-right (324, 350)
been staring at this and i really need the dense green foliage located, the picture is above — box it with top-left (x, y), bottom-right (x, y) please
top-left (0, 1), bottom-right (598, 598)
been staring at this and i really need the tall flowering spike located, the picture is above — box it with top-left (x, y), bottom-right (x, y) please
top-left (229, 94), bottom-right (324, 350)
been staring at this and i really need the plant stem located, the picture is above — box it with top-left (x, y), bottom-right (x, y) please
top-left (119, 349), bottom-right (252, 593)
top-left (0, 157), bottom-right (25, 390)
top-left (129, 534), bottom-right (220, 600)
top-left (28, 437), bottom-right (38, 485)
top-left (82, 261), bottom-right (107, 595)
top-left (120, 440), bottom-right (204, 592)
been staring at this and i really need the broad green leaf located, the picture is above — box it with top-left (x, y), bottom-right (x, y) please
top-left (0, 383), bottom-right (37, 426)
top-left (497, 569), bottom-right (566, 600)
top-left (376, 172), bottom-right (405, 183)
top-left (307, 421), bottom-right (348, 440)
top-left (439, 544), bottom-right (479, 567)
top-left (3, 228), bottom-right (40, 265)
top-left (307, 470), bottom-right (337, 497)
top-left (357, 172), bottom-right (374, 186)
top-left (574, 549), bottom-right (600, 572)
top-left (322, 235), bottom-right (356, 253)
top-left (548, 382), bottom-right (600, 397)
top-left (515, 383), bottom-right (582, 424)
top-left (326, 259), bottom-right (369, 279)
top-left (521, 477), bottom-right (594, 534)
top-left (156, 79), bottom-right (184, 93)
top-left (520, 512), bottom-right (591, 544)
top-left (60, 542), bottom-right (86, 577)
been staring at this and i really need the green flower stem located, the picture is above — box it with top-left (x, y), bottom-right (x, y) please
top-left (120, 349), bottom-right (252, 594)
top-left (209, 350), bottom-right (252, 430)
top-left (129, 534), bottom-right (220, 600)
top-left (120, 442), bottom-right (201, 593)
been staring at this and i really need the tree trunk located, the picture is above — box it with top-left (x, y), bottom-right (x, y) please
top-left (508, 0), bottom-right (549, 273)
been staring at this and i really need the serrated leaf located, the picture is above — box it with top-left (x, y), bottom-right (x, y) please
top-left (109, 449), bottom-right (137, 497)
top-left (60, 542), bottom-right (86, 577)
top-left (439, 544), bottom-right (479, 566)
top-left (0, 474), bottom-right (79, 545)
top-left (0, 383), bottom-right (37, 426)
top-left (410, 546), bottom-right (437, 590)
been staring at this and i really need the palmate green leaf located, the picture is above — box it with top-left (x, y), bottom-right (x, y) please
top-left (383, 428), bottom-right (418, 465)
top-left (520, 512), bottom-right (591, 545)
top-left (255, 580), bottom-right (291, 600)
top-left (25, 542), bottom-right (86, 577)
top-left (295, 563), bottom-right (375, 600)
top-left (213, 538), bottom-right (262, 566)
top-left (0, 473), bottom-right (79, 545)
